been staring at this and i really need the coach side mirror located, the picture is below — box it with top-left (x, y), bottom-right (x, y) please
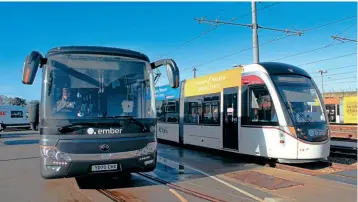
top-left (151, 59), bottom-right (180, 88)
top-left (22, 51), bottom-right (44, 85)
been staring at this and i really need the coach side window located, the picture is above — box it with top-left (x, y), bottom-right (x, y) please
top-left (246, 86), bottom-right (278, 126)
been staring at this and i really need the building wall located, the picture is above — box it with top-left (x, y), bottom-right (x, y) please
top-left (323, 91), bottom-right (357, 98)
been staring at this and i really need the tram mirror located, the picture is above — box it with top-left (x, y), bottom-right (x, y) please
top-left (22, 51), bottom-right (44, 85)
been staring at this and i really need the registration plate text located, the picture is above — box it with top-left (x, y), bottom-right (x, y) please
top-left (91, 164), bottom-right (118, 172)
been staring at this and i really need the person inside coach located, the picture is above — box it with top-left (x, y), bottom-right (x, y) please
top-left (56, 88), bottom-right (78, 112)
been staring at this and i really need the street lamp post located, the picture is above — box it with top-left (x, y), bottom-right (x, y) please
top-left (317, 70), bottom-right (328, 96)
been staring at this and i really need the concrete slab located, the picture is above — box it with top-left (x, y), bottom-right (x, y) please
top-left (334, 169), bottom-right (357, 178)
top-left (318, 173), bottom-right (357, 186)
top-left (157, 145), bottom-right (282, 201)
top-left (251, 166), bottom-right (357, 202)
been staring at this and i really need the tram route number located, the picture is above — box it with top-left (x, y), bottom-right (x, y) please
top-left (91, 164), bottom-right (118, 172)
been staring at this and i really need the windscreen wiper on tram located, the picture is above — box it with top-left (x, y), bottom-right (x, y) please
top-left (111, 116), bottom-right (148, 132)
top-left (58, 122), bottom-right (122, 133)
top-left (285, 103), bottom-right (312, 124)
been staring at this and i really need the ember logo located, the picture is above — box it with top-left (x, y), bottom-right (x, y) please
top-left (87, 128), bottom-right (123, 135)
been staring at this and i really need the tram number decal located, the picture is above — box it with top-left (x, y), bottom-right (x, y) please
top-left (158, 127), bottom-right (168, 134)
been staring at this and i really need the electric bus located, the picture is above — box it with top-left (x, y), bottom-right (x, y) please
top-left (156, 62), bottom-right (330, 163)
top-left (21, 46), bottom-right (179, 179)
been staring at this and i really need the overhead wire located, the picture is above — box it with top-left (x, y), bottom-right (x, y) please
top-left (297, 53), bottom-right (357, 66)
top-left (303, 16), bottom-right (357, 32)
top-left (324, 80), bottom-right (357, 85)
top-left (324, 76), bottom-right (357, 82)
top-left (271, 22), bottom-right (357, 62)
top-left (312, 70), bottom-right (357, 78)
top-left (157, 2), bottom-right (280, 59)
top-left (308, 64), bottom-right (356, 73)
top-left (184, 15), bottom-right (357, 73)
top-left (179, 34), bottom-right (291, 72)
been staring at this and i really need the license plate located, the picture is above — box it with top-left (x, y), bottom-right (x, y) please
top-left (91, 164), bottom-right (118, 172)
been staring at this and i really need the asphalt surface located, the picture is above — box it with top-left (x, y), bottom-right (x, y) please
top-left (0, 129), bottom-right (356, 202)
top-left (0, 130), bottom-right (274, 202)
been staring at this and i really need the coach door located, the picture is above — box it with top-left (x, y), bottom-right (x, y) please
top-left (223, 87), bottom-right (238, 150)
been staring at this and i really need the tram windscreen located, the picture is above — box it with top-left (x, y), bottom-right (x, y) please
top-left (272, 75), bottom-right (326, 125)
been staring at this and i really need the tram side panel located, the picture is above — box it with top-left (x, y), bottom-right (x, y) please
top-left (157, 122), bottom-right (180, 143)
top-left (182, 93), bottom-right (222, 150)
top-left (183, 124), bottom-right (222, 149)
top-left (181, 68), bottom-right (241, 150)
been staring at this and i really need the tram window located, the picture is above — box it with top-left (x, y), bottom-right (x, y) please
top-left (245, 86), bottom-right (278, 125)
top-left (156, 99), bottom-right (179, 123)
top-left (337, 105), bottom-right (340, 115)
top-left (184, 94), bottom-right (220, 125)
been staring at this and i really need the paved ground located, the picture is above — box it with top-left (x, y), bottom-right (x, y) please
top-left (0, 130), bottom-right (357, 202)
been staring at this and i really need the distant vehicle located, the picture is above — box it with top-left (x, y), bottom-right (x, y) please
top-left (0, 105), bottom-right (30, 132)
top-left (155, 62), bottom-right (330, 164)
top-left (21, 46), bottom-right (180, 179)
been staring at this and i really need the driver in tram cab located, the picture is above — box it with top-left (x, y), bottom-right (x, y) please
top-left (56, 88), bottom-right (78, 112)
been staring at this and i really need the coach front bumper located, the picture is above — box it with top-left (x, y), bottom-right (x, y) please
top-left (40, 142), bottom-right (157, 179)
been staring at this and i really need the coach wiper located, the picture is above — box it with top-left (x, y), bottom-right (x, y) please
top-left (113, 116), bottom-right (148, 132)
top-left (58, 122), bottom-right (122, 133)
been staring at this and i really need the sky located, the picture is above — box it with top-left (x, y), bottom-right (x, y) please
top-left (0, 1), bottom-right (356, 101)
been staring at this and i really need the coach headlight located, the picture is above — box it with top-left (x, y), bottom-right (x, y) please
top-left (136, 142), bottom-right (157, 156)
top-left (40, 146), bottom-right (71, 163)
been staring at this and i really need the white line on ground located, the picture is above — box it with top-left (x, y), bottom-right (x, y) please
top-left (158, 156), bottom-right (263, 202)
top-left (169, 189), bottom-right (189, 202)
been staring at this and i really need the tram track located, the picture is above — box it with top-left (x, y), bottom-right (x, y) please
top-left (266, 155), bottom-right (357, 177)
top-left (97, 189), bottom-right (127, 202)
top-left (97, 172), bottom-right (228, 202)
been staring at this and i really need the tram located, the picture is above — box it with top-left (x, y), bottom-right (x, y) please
top-left (156, 62), bottom-right (330, 163)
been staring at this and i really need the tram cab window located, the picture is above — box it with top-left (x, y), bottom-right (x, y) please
top-left (243, 86), bottom-right (278, 126)
top-left (156, 99), bottom-right (179, 123)
top-left (184, 94), bottom-right (220, 125)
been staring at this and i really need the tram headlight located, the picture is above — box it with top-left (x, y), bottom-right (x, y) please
top-left (40, 146), bottom-right (71, 162)
top-left (295, 127), bottom-right (308, 140)
top-left (136, 142), bottom-right (157, 156)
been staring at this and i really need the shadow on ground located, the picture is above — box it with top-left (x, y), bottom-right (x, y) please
top-left (75, 173), bottom-right (156, 189)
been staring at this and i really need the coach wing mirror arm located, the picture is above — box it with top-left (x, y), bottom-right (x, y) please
top-left (151, 59), bottom-right (180, 89)
top-left (22, 51), bottom-right (47, 85)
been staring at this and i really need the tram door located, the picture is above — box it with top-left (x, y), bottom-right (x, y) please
top-left (223, 87), bottom-right (238, 150)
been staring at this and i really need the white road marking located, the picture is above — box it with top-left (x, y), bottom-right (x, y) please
top-left (158, 156), bottom-right (263, 202)
top-left (169, 189), bottom-right (189, 202)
